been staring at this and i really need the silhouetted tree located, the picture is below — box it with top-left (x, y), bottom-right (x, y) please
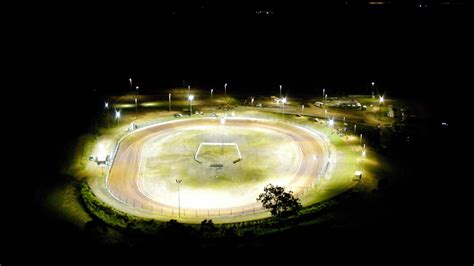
top-left (200, 219), bottom-right (218, 235)
top-left (257, 184), bottom-right (302, 218)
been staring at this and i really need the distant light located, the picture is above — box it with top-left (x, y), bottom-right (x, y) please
top-left (115, 110), bottom-right (121, 119)
top-left (251, 98), bottom-right (254, 103)
top-left (282, 97), bottom-right (287, 104)
top-left (105, 102), bottom-right (109, 109)
top-left (371, 82), bottom-right (375, 86)
top-left (211, 89), bottom-right (213, 93)
top-left (379, 96), bottom-right (384, 103)
top-left (362, 150), bottom-right (366, 157)
top-left (97, 143), bottom-right (107, 162)
top-left (441, 122), bottom-right (448, 127)
top-left (188, 95), bottom-right (194, 101)
top-left (135, 98), bottom-right (137, 103)
top-left (328, 118), bottom-right (334, 127)
top-left (136, 86), bottom-right (139, 90)
top-left (224, 83), bottom-right (227, 89)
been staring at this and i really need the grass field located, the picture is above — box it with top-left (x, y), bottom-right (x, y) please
top-left (137, 124), bottom-right (302, 209)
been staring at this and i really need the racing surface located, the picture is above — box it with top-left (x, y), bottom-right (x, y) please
top-left (106, 118), bottom-right (329, 217)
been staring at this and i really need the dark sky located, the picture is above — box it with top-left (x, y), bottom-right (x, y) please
top-left (17, 1), bottom-right (472, 105)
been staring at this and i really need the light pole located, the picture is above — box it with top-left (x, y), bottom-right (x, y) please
top-left (188, 85), bottom-right (190, 97)
top-left (360, 133), bottom-right (363, 145)
top-left (136, 85), bottom-right (139, 92)
top-left (210, 89), bottom-right (213, 104)
top-left (134, 98), bottom-right (138, 114)
top-left (379, 95), bottom-right (384, 120)
top-left (354, 124), bottom-right (357, 135)
top-left (251, 97), bottom-right (254, 107)
top-left (169, 93), bottom-right (171, 112)
top-left (279, 84), bottom-right (282, 99)
top-left (224, 83), bottom-right (227, 101)
top-left (129, 78), bottom-right (132, 90)
top-left (188, 95), bottom-right (194, 116)
top-left (176, 179), bottom-right (182, 217)
top-left (281, 97), bottom-right (287, 120)
top-left (371, 82), bottom-right (375, 99)
top-left (105, 101), bottom-right (110, 129)
top-left (323, 88), bottom-right (325, 103)
top-left (325, 94), bottom-right (328, 102)
top-left (220, 117), bottom-right (225, 159)
top-left (115, 110), bottom-right (121, 125)
top-left (301, 104), bottom-right (304, 116)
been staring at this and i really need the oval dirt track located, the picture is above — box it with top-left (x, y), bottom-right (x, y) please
top-left (107, 117), bottom-right (329, 217)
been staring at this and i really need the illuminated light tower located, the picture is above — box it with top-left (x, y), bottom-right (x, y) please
top-left (251, 97), bottom-right (254, 107)
top-left (220, 117), bottom-right (226, 160)
top-left (188, 95), bottom-right (194, 116)
top-left (371, 82), bottom-right (375, 99)
top-left (169, 93), bottom-right (172, 112)
top-left (281, 97), bottom-right (287, 120)
top-left (134, 98), bottom-right (138, 114)
top-left (322, 88), bottom-right (325, 102)
top-left (378, 95), bottom-right (384, 120)
top-left (115, 110), bottom-right (121, 125)
top-left (105, 101), bottom-right (110, 129)
top-left (188, 85), bottom-right (191, 97)
top-left (176, 179), bottom-right (182, 217)
top-left (224, 83), bottom-right (228, 101)
top-left (279, 84), bottom-right (282, 98)
top-left (129, 78), bottom-right (132, 90)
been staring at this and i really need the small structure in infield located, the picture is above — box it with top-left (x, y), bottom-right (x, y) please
top-left (194, 142), bottom-right (242, 165)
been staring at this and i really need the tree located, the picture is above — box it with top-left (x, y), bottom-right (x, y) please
top-left (257, 184), bottom-right (302, 218)
top-left (200, 219), bottom-right (218, 235)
